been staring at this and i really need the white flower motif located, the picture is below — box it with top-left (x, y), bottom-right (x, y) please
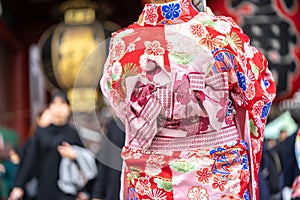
top-left (197, 156), bottom-right (212, 167)
top-left (195, 12), bottom-right (213, 21)
top-left (133, 151), bottom-right (142, 159)
top-left (215, 21), bottom-right (232, 34)
top-left (218, 16), bottom-right (240, 29)
top-left (127, 43), bottom-right (136, 52)
top-left (145, 164), bottom-right (162, 176)
top-left (111, 61), bottom-right (122, 80)
top-left (244, 42), bottom-right (259, 59)
top-left (144, 40), bottom-right (165, 56)
top-left (187, 186), bottom-right (209, 200)
top-left (135, 176), bottom-right (152, 195)
top-left (139, 54), bottom-right (148, 70)
top-left (227, 177), bottom-right (241, 194)
top-left (147, 154), bottom-right (166, 167)
top-left (252, 139), bottom-right (260, 154)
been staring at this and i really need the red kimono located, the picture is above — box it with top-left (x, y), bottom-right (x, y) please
top-left (101, 0), bottom-right (276, 199)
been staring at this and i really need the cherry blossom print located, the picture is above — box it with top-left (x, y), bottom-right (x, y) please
top-left (144, 40), bottom-right (165, 56)
top-left (212, 176), bottom-right (227, 192)
top-left (214, 20), bottom-right (232, 34)
top-left (182, 118), bottom-right (201, 136)
top-left (190, 24), bottom-right (207, 37)
top-left (218, 16), bottom-right (240, 30)
top-left (179, 0), bottom-right (191, 16)
top-left (133, 151), bottom-right (143, 159)
top-left (243, 42), bottom-right (255, 59)
top-left (187, 186), bottom-right (209, 200)
top-left (130, 85), bottom-right (151, 107)
top-left (111, 61), bottom-right (123, 81)
top-left (100, 1), bottom-right (277, 199)
top-left (226, 177), bottom-right (242, 194)
top-left (173, 75), bottom-right (191, 105)
top-left (251, 139), bottom-right (261, 155)
top-left (145, 164), bottom-right (162, 176)
top-left (146, 154), bottom-right (166, 167)
top-left (194, 12), bottom-right (213, 21)
top-left (198, 116), bottom-right (209, 131)
top-left (224, 115), bottom-right (235, 126)
top-left (144, 6), bottom-right (159, 25)
top-left (135, 177), bottom-right (152, 195)
top-left (128, 43), bottom-right (136, 52)
top-left (127, 37), bottom-right (141, 53)
top-left (216, 93), bottom-right (229, 122)
top-left (195, 167), bottom-right (212, 183)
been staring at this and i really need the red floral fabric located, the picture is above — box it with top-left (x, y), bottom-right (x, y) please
top-left (100, 0), bottom-right (276, 199)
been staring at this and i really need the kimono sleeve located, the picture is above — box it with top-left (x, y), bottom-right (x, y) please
top-left (211, 17), bottom-right (276, 199)
top-left (100, 35), bottom-right (127, 122)
top-left (212, 17), bottom-right (276, 138)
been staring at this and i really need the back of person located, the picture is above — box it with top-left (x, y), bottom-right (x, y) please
top-left (266, 148), bottom-right (284, 199)
top-left (92, 118), bottom-right (125, 200)
top-left (100, 0), bottom-right (276, 199)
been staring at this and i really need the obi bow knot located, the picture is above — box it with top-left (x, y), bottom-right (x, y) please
top-left (125, 51), bottom-right (229, 150)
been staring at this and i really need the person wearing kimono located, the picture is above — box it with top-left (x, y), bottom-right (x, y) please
top-left (100, 0), bottom-right (276, 199)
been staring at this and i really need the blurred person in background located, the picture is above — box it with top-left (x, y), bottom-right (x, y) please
top-left (91, 117), bottom-right (125, 200)
top-left (9, 90), bottom-right (97, 200)
top-left (0, 127), bottom-right (19, 200)
top-left (278, 129), bottom-right (288, 143)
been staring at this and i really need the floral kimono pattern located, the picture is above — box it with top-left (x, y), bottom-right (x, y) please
top-left (100, 0), bottom-right (276, 199)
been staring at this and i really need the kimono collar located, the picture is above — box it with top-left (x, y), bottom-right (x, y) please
top-left (139, 0), bottom-right (199, 26)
